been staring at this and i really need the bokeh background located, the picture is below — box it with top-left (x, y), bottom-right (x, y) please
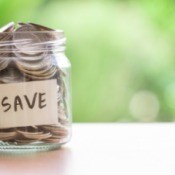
top-left (0, 0), bottom-right (175, 122)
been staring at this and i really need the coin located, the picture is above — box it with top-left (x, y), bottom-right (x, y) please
top-left (28, 23), bottom-right (55, 31)
top-left (13, 23), bottom-right (44, 56)
top-left (28, 23), bottom-right (58, 42)
top-left (17, 130), bottom-right (52, 140)
top-left (43, 137), bottom-right (61, 143)
top-left (0, 22), bottom-right (14, 58)
top-left (0, 60), bottom-right (9, 71)
top-left (15, 55), bottom-right (52, 70)
top-left (21, 67), bottom-right (57, 80)
top-left (0, 22), bottom-right (15, 32)
top-left (14, 50), bottom-right (46, 61)
top-left (0, 131), bottom-right (17, 140)
top-left (0, 34), bottom-right (13, 58)
top-left (15, 139), bottom-right (39, 145)
top-left (0, 67), bottom-right (27, 84)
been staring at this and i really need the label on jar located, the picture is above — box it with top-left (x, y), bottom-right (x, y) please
top-left (0, 79), bottom-right (58, 128)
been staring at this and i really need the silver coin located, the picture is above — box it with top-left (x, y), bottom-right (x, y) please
top-left (30, 66), bottom-right (57, 76)
top-left (0, 60), bottom-right (10, 71)
top-left (0, 67), bottom-right (27, 83)
top-left (15, 22), bottom-right (54, 43)
top-left (15, 54), bottom-right (52, 70)
top-left (21, 67), bottom-right (57, 80)
top-left (17, 130), bottom-right (51, 140)
top-left (28, 23), bottom-right (59, 42)
top-left (13, 24), bottom-right (44, 56)
top-left (14, 50), bottom-right (46, 61)
top-left (28, 23), bottom-right (55, 31)
top-left (0, 22), bottom-right (14, 56)
top-left (25, 133), bottom-right (52, 140)
top-left (16, 66), bottom-right (53, 78)
top-left (16, 59), bottom-right (56, 75)
top-left (43, 138), bottom-right (61, 143)
top-left (0, 33), bottom-right (13, 58)
top-left (0, 131), bottom-right (17, 141)
top-left (0, 131), bottom-right (16, 137)
top-left (15, 139), bottom-right (39, 145)
top-left (15, 23), bottom-right (36, 32)
top-left (0, 33), bottom-right (12, 43)
top-left (17, 130), bottom-right (43, 135)
top-left (16, 64), bottom-right (53, 76)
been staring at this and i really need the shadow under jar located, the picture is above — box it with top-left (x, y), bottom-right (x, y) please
top-left (0, 29), bottom-right (71, 152)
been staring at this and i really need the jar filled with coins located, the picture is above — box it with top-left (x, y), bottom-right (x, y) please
top-left (0, 22), bottom-right (71, 151)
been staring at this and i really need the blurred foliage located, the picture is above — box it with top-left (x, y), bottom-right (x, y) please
top-left (0, 0), bottom-right (175, 122)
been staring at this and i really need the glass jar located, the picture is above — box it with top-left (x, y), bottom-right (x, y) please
top-left (0, 29), bottom-right (71, 152)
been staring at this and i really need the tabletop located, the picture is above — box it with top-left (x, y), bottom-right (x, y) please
top-left (0, 123), bottom-right (175, 175)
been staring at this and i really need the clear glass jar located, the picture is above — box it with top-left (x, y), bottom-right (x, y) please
top-left (0, 30), bottom-right (71, 152)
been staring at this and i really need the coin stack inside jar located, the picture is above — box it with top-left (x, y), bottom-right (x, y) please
top-left (0, 22), bottom-right (70, 146)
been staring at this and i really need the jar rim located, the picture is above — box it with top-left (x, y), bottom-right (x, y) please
top-left (0, 30), bottom-right (66, 54)
top-left (0, 30), bottom-right (64, 34)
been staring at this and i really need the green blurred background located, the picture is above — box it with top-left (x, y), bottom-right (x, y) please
top-left (0, 0), bottom-right (175, 122)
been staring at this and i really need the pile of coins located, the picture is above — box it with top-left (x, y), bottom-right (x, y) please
top-left (0, 22), bottom-right (69, 145)
top-left (0, 124), bottom-right (68, 145)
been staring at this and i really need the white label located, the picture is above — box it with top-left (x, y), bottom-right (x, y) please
top-left (0, 79), bottom-right (58, 128)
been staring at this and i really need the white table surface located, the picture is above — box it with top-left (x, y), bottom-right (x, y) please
top-left (0, 123), bottom-right (175, 175)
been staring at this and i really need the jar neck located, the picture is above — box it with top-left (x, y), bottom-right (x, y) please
top-left (0, 31), bottom-right (66, 56)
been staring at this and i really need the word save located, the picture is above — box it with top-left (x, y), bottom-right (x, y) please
top-left (1, 92), bottom-right (46, 112)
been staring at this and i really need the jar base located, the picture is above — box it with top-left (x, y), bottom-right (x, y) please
top-left (0, 142), bottom-right (67, 154)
